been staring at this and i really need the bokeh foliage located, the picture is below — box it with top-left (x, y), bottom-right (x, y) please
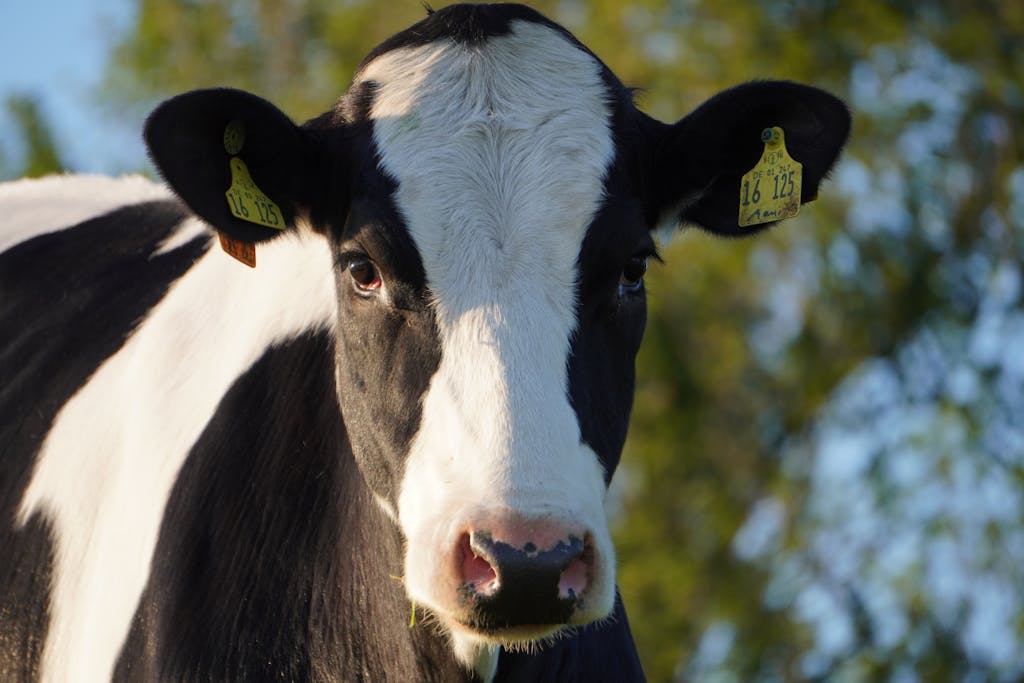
top-left (101, 1), bottom-right (1023, 681)
top-left (0, 95), bottom-right (65, 179)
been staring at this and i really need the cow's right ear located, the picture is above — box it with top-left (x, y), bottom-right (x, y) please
top-left (645, 81), bottom-right (850, 236)
top-left (145, 88), bottom-right (327, 244)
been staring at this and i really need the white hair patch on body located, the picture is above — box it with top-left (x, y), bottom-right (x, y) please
top-left (18, 221), bottom-right (336, 683)
top-left (361, 20), bottom-right (617, 675)
top-left (0, 174), bottom-right (174, 253)
top-left (152, 215), bottom-right (210, 256)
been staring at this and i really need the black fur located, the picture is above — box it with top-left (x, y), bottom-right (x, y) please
top-left (494, 594), bottom-right (645, 682)
top-left (114, 333), bottom-right (469, 682)
top-left (358, 3), bottom-right (573, 69)
top-left (0, 201), bottom-right (206, 681)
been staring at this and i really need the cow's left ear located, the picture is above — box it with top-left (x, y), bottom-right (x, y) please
top-left (145, 88), bottom-right (325, 244)
top-left (647, 80), bottom-right (851, 236)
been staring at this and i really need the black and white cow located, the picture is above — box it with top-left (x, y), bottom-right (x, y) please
top-left (0, 4), bottom-right (849, 681)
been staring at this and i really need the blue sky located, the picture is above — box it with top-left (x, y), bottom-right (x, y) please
top-left (0, 0), bottom-right (144, 175)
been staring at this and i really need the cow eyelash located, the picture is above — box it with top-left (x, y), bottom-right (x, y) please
top-left (619, 256), bottom-right (648, 293)
top-left (618, 248), bottom-right (661, 295)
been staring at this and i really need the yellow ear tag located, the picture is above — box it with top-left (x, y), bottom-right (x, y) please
top-left (225, 157), bottom-right (286, 230)
top-left (738, 127), bottom-right (803, 228)
top-left (222, 120), bottom-right (285, 231)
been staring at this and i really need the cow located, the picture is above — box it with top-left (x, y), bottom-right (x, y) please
top-left (0, 3), bottom-right (850, 681)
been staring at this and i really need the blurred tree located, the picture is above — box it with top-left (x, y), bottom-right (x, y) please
top-left (1, 95), bottom-right (65, 179)
top-left (103, 0), bottom-right (431, 124)
top-left (104, 1), bottom-right (1024, 681)
top-left (611, 2), bottom-right (1024, 681)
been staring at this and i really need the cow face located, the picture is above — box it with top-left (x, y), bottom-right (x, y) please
top-left (145, 2), bottom-right (849, 673)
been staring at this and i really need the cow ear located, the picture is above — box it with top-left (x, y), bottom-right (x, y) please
top-left (648, 80), bottom-right (851, 236)
top-left (145, 88), bottom-right (320, 244)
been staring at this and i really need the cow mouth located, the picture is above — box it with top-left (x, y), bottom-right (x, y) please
top-left (448, 617), bottom-right (569, 647)
top-left (456, 598), bottom-right (581, 636)
top-left (453, 578), bottom-right (585, 637)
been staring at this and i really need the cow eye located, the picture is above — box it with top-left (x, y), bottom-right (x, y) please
top-left (619, 255), bottom-right (648, 294)
top-left (348, 257), bottom-right (382, 292)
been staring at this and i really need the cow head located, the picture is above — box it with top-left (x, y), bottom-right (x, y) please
top-left (145, 2), bottom-right (849, 674)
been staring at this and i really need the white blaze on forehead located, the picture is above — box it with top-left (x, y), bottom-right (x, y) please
top-left (361, 19), bottom-right (617, 666)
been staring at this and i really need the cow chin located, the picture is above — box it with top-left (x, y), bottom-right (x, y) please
top-left (446, 621), bottom-right (579, 664)
top-left (410, 552), bottom-right (617, 675)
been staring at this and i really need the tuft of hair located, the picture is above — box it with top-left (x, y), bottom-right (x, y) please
top-left (500, 625), bottom-right (581, 655)
top-left (500, 606), bottom-right (622, 654)
top-left (413, 607), bottom-right (448, 641)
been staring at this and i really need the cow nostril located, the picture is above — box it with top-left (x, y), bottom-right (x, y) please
top-left (458, 529), bottom-right (591, 630)
top-left (459, 533), bottom-right (499, 597)
top-left (559, 556), bottom-right (588, 601)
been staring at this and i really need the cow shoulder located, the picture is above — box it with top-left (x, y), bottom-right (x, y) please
top-left (0, 183), bottom-right (207, 681)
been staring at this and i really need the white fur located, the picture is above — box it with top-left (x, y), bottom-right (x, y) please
top-left (153, 216), bottom-right (209, 256)
top-left (454, 639), bottom-right (500, 682)
top-left (17, 210), bottom-right (336, 683)
top-left (0, 174), bottom-right (173, 253)
top-left (362, 20), bottom-right (617, 672)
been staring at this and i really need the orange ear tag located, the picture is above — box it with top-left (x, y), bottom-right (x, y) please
top-left (217, 232), bottom-right (256, 268)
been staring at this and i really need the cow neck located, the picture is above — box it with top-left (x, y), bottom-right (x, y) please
top-left (321, 448), bottom-right (477, 682)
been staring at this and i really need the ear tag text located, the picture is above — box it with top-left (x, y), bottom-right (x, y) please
top-left (225, 157), bottom-right (285, 230)
top-left (217, 232), bottom-right (256, 268)
top-left (738, 126), bottom-right (803, 228)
